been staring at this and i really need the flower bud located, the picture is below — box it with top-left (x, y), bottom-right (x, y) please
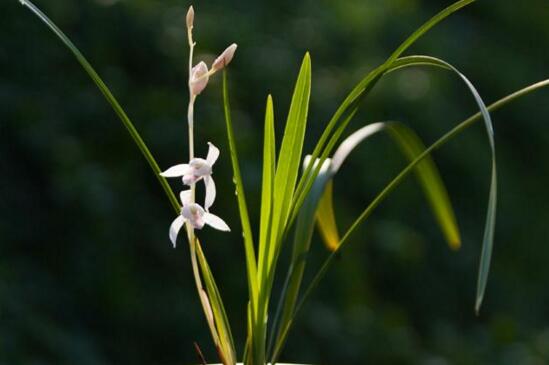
top-left (211, 43), bottom-right (238, 71)
top-left (190, 61), bottom-right (209, 95)
top-left (186, 6), bottom-right (194, 30)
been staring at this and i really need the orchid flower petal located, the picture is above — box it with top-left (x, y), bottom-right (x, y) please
top-left (206, 142), bottom-right (220, 166)
top-left (180, 190), bottom-right (193, 206)
top-left (169, 215), bottom-right (186, 247)
top-left (203, 212), bottom-right (230, 231)
top-left (204, 176), bottom-right (216, 211)
top-left (190, 61), bottom-right (209, 96)
top-left (160, 164), bottom-right (191, 177)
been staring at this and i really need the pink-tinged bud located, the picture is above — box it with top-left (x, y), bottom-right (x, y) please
top-left (212, 43), bottom-right (238, 71)
top-left (186, 6), bottom-right (194, 30)
top-left (190, 61), bottom-right (209, 95)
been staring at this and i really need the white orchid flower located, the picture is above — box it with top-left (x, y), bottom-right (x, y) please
top-left (160, 142), bottom-right (219, 210)
top-left (169, 190), bottom-right (230, 247)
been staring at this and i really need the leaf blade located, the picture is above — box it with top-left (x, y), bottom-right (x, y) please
top-left (315, 180), bottom-right (340, 251)
top-left (386, 122), bottom-right (461, 249)
top-left (292, 0), bottom-right (477, 222)
top-left (272, 58), bottom-right (541, 362)
top-left (19, 0), bottom-right (179, 214)
top-left (319, 121), bottom-right (461, 252)
top-left (196, 240), bottom-right (236, 365)
top-left (221, 71), bottom-right (259, 310)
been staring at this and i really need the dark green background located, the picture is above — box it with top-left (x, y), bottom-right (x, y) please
top-left (1, 0), bottom-right (548, 364)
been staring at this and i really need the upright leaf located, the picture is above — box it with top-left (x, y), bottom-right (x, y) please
top-left (256, 53), bottom-right (311, 365)
top-left (269, 156), bottom-right (333, 361)
top-left (272, 55), bottom-right (511, 362)
top-left (258, 95), bottom-right (276, 283)
top-left (222, 71), bottom-right (259, 310)
top-left (263, 53), bottom-right (312, 279)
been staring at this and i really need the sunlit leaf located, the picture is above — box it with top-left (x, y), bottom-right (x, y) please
top-left (270, 156), bottom-right (333, 361)
top-left (285, 79), bottom-right (549, 355)
top-left (263, 53), bottom-right (312, 279)
top-left (320, 121), bottom-right (461, 251)
top-left (269, 60), bottom-right (547, 363)
top-left (315, 180), bottom-right (340, 251)
top-left (256, 53), bottom-right (311, 364)
top-left (291, 0), bottom-right (476, 227)
top-left (222, 71), bottom-right (259, 310)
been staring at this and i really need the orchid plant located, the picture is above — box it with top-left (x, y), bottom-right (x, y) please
top-left (17, 0), bottom-right (549, 364)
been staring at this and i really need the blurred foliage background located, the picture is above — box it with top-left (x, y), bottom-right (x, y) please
top-left (1, 0), bottom-right (549, 364)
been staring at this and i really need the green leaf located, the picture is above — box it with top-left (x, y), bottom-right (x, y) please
top-left (292, 0), bottom-right (476, 223)
top-left (385, 122), bottom-right (461, 249)
top-left (18, 0), bottom-right (179, 214)
top-left (272, 58), bottom-right (537, 362)
top-left (298, 78), bottom-right (549, 352)
top-left (386, 0), bottom-right (475, 64)
top-left (388, 55), bottom-right (496, 312)
top-left (269, 156), bottom-right (333, 362)
top-left (252, 95), bottom-right (277, 364)
top-left (255, 53), bottom-right (311, 365)
top-left (272, 118), bottom-right (461, 360)
top-left (258, 95), bottom-right (276, 289)
top-left (318, 121), bottom-right (461, 252)
top-left (221, 71), bottom-right (259, 311)
top-left (261, 53), bottom-right (312, 282)
top-left (195, 240), bottom-right (236, 365)
top-left (315, 180), bottom-right (340, 251)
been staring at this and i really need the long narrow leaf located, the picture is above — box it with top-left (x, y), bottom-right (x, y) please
top-left (388, 56), bottom-right (496, 312)
top-left (222, 71), bottom-right (259, 308)
top-left (315, 180), bottom-right (340, 251)
top-left (18, 0), bottom-right (179, 213)
top-left (262, 53), bottom-right (312, 281)
top-left (253, 95), bottom-right (276, 364)
top-left (278, 80), bottom-right (549, 361)
top-left (272, 59), bottom-right (541, 363)
top-left (322, 121), bottom-right (461, 251)
top-left (258, 95), bottom-right (276, 290)
top-left (256, 53), bottom-right (311, 365)
top-left (269, 156), bottom-right (332, 361)
top-left (196, 240), bottom-right (236, 365)
top-left (292, 0), bottom-right (476, 221)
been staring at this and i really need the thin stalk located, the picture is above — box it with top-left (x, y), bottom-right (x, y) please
top-left (185, 18), bottom-right (226, 364)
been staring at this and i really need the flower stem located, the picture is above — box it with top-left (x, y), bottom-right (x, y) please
top-left (184, 17), bottom-right (225, 362)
